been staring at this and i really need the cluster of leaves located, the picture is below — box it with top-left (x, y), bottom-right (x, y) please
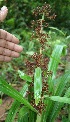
top-left (0, 44), bottom-right (70, 122)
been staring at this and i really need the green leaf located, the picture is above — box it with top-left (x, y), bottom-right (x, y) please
top-left (18, 70), bottom-right (32, 82)
top-left (49, 96), bottom-right (70, 104)
top-left (28, 41), bottom-right (34, 51)
top-left (49, 71), bottom-right (70, 122)
top-left (48, 44), bottom-right (66, 93)
top-left (55, 70), bottom-right (70, 96)
top-left (5, 83), bottom-right (28, 122)
top-left (0, 99), bottom-right (2, 104)
top-left (49, 27), bottom-right (65, 36)
top-left (0, 77), bottom-right (37, 113)
top-left (29, 111), bottom-right (36, 122)
top-left (48, 44), bottom-right (66, 79)
top-left (34, 67), bottom-right (42, 105)
top-left (6, 101), bottom-right (20, 122)
top-left (65, 87), bottom-right (70, 97)
top-left (44, 87), bottom-right (70, 121)
top-left (18, 106), bottom-right (29, 122)
top-left (42, 70), bottom-right (70, 122)
top-left (50, 87), bottom-right (70, 122)
top-left (26, 51), bottom-right (34, 55)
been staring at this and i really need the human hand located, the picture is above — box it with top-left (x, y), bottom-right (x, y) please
top-left (0, 29), bottom-right (23, 62)
top-left (0, 6), bottom-right (23, 62)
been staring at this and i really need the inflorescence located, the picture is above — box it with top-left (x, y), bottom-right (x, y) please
top-left (25, 3), bottom-right (56, 113)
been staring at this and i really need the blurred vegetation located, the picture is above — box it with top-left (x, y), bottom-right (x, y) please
top-left (0, 0), bottom-right (70, 83)
top-left (0, 0), bottom-right (70, 30)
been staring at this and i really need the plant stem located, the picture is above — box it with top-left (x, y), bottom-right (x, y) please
top-left (36, 114), bottom-right (41, 122)
top-left (68, 105), bottom-right (70, 122)
top-left (40, 12), bottom-right (44, 33)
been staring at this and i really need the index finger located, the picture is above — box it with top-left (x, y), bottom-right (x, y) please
top-left (0, 6), bottom-right (8, 22)
top-left (0, 29), bottom-right (19, 44)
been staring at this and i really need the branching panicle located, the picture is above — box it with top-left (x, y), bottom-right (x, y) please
top-left (25, 3), bottom-right (56, 113)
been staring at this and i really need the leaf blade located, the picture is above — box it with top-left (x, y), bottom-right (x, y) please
top-left (0, 77), bottom-right (37, 113)
top-left (34, 67), bottom-right (42, 105)
top-left (48, 44), bottom-right (66, 78)
top-left (18, 106), bottom-right (29, 122)
top-left (18, 70), bottom-right (32, 82)
top-left (5, 83), bottom-right (28, 122)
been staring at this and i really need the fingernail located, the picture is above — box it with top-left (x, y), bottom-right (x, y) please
top-left (1, 6), bottom-right (8, 11)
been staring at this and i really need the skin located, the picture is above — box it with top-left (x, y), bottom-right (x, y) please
top-left (0, 6), bottom-right (23, 62)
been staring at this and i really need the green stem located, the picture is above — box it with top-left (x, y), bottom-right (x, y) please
top-left (36, 114), bottom-right (41, 122)
top-left (68, 105), bottom-right (70, 122)
top-left (40, 12), bottom-right (44, 33)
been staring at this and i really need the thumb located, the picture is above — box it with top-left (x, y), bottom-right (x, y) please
top-left (0, 6), bottom-right (8, 22)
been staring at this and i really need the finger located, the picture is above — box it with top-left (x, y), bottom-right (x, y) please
top-left (0, 29), bottom-right (19, 44)
top-left (0, 39), bottom-right (6, 47)
top-left (0, 47), bottom-right (3, 54)
top-left (0, 6), bottom-right (8, 22)
top-left (0, 39), bottom-right (23, 52)
top-left (0, 47), bottom-right (20, 58)
top-left (0, 55), bottom-right (12, 62)
top-left (5, 41), bottom-right (23, 53)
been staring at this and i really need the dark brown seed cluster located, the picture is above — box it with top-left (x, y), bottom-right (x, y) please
top-left (31, 23), bottom-right (49, 49)
top-left (33, 3), bottom-right (51, 17)
top-left (31, 17), bottom-right (49, 48)
top-left (33, 2), bottom-right (56, 20)
top-left (25, 3), bottom-right (54, 113)
top-left (26, 79), bottom-right (50, 113)
top-left (25, 60), bottom-right (35, 75)
top-left (25, 53), bottom-right (52, 113)
top-left (25, 53), bottom-right (49, 76)
top-left (31, 99), bottom-right (45, 113)
top-left (31, 3), bottom-right (56, 49)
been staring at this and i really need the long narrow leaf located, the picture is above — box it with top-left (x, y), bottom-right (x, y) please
top-left (46, 70), bottom-right (70, 122)
top-left (49, 87), bottom-right (70, 122)
top-left (55, 70), bottom-right (70, 96)
top-left (41, 70), bottom-right (70, 122)
top-left (47, 44), bottom-right (66, 93)
top-left (0, 77), bottom-right (37, 113)
top-left (48, 44), bottom-right (66, 79)
top-left (5, 83), bottom-right (28, 122)
top-left (18, 106), bottom-right (29, 122)
top-left (49, 96), bottom-right (70, 104)
top-left (49, 27), bottom-right (65, 36)
top-left (18, 70), bottom-right (32, 82)
top-left (34, 67), bottom-right (42, 105)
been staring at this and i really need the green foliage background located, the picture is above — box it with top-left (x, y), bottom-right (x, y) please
top-left (0, 0), bottom-right (70, 31)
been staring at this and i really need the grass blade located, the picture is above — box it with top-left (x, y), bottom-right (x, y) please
top-left (49, 27), bottom-right (65, 36)
top-left (46, 70), bottom-right (70, 122)
top-left (5, 83), bottom-right (28, 122)
top-left (48, 44), bottom-right (66, 94)
top-left (48, 44), bottom-right (66, 79)
top-left (49, 87), bottom-right (70, 122)
top-left (18, 106), bottom-right (29, 122)
top-left (41, 70), bottom-right (70, 122)
top-left (18, 70), bottom-right (32, 82)
top-left (34, 67), bottom-right (42, 105)
top-left (55, 70), bottom-right (70, 96)
top-left (0, 77), bottom-right (37, 113)
top-left (49, 96), bottom-right (70, 104)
